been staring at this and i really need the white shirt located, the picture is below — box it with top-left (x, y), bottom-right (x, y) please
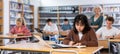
top-left (94, 18), bottom-right (98, 22)
top-left (43, 23), bottom-right (58, 32)
top-left (96, 27), bottom-right (120, 40)
top-left (43, 23), bottom-right (59, 39)
top-left (78, 32), bottom-right (83, 40)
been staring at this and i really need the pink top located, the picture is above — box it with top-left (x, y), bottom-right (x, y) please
top-left (10, 25), bottom-right (31, 36)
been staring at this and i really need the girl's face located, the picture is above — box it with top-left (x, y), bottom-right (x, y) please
top-left (16, 21), bottom-right (22, 27)
top-left (75, 23), bottom-right (85, 32)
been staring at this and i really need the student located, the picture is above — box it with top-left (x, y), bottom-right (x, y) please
top-left (96, 16), bottom-right (120, 40)
top-left (10, 18), bottom-right (31, 42)
top-left (90, 6), bottom-right (103, 31)
top-left (61, 18), bottom-right (72, 31)
top-left (63, 14), bottom-right (98, 47)
top-left (43, 19), bottom-right (59, 43)
top-left (96, 16), bottom-right (120, 54)
top-left (60, 18), bottom-right (72, 37)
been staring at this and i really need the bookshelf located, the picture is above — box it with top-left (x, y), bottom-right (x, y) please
top-left (24, 5), bottom-right (34, 32)
top-left (0, 0), bottom-right (3, 34)
top-left (103, 4), bottom-right (120, 28)
top-left (9, 0), bottom-right (34, 32)
top-left (38, 4), bottom-right (120, 30)
top-left (38, 6), bottom-right (58, 29)
top-left (38, 5), bottom-right (95, 29)
top-left (0, 0), bottom-right (3, 45)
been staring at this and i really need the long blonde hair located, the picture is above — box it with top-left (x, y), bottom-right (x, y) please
top-left (16, 18), bottom-right (26, 26)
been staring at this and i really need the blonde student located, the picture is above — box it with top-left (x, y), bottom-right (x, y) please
top-left (10, 18), bottom-right (31, 43)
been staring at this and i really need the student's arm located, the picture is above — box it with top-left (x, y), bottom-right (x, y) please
top-left (91, 16), bottom-right (103, 29)
top-left (81, 29), bottom-right (98, 47)
top-left (96, 27), bottom-right (103, 39)
top-left (90, 16), bottom-right (98, 29)
top-left (96, 34), bottom-right (101, 39)
top-left (10, 26), bottom-right (16, 34)
top-left (114, 34), bottom-right (120, 39)
top-left (97, 16), bottom-right (103, 29)
top-left (63, 30), bottom-right (74, 45)
top-left (43, 24), bottom-right (51, 35)
top-left (52, 24), bottom-right (59, 35)
top-left (23, 26), bottom-right (31, 36)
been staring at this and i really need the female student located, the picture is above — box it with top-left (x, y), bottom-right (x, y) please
top-left (63, 14), bottom-right (98, 47)
top-left (10, 18), bottom-right (31, 42)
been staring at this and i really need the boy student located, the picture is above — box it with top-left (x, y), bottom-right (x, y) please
top-left (43, 19), bottom-right (59, 43)
top-left (96, 16), bottom-right (120, 54)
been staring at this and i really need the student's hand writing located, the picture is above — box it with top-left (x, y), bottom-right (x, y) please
top-left (73, 43), bottom-right (81, 46)
top-left (69, 41), bottom-right (74, 46)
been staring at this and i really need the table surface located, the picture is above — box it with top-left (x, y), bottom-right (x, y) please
top-left (108, 39), bottom-right (120, 42)
top-left (0, 35), bottom-right (32, 39)
top-left (0, 42), bottom-right (103, 54)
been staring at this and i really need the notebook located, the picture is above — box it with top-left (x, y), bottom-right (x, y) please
top-left (33, 35), bottom-right (86, 49)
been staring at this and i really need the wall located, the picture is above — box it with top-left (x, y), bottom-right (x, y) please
top-left (39, 0), bottom-right (120, 6)
top-left (32, 0), bottom-right (40, 28)
top-left (3, 0), bottom-right (10, 45)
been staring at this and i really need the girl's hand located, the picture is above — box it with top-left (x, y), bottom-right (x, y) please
top-left (69, 41), bottom-right (74, 46)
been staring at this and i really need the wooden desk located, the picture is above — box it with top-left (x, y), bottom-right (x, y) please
top-left (0, 35), bottom-right (32, 44)
top-left (59, 31), bottom-right (68, 36)
top-left (0, 35), bottom-right (31, 39)
top-left (98, 40), bottom-right (108, 48)
top-left (58, 38), bottom-right (64, 41)
top-left (0, 43), bottom-right (103, 54)
top-left (32, 33), bottom-right (42, 37)
top-left (109, 39), bottom-right (120, 42)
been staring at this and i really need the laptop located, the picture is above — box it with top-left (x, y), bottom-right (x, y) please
top-left (33, 35), bottom-right (86, 49)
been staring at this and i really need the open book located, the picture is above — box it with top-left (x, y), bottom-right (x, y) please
top-left (33, 35), bottom-right (86, 49)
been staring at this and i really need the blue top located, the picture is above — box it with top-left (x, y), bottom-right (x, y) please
top-left (61, 24), bottom-right (72, 31)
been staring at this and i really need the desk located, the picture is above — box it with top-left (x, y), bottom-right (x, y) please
top-left (0, 43), bottom-right (103, 54)
top-left (98, 40), bottom-right (108, 48)
top-left (0, 35), bottom-right (31, 39)
top-left (0, 35), bottom-right (32, 44)
top-left (109, 39), bottom-right (120, 42)
top-left (58, 38), bottom-right (64, 41)
top-left (59, 31), bottom-right (68, 37)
